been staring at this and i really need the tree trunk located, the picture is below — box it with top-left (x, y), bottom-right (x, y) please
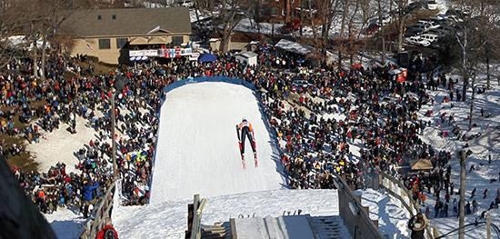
top-left (40, 33), bottom-right (47, 81)
top-left (462, 78), bottom-right (467, 102)
top-left (219, 31), bottom-right (231, 53)
top-left (397, 17), bottom-right (405, 53)
top-left (486, 47), bottom-right (490, 89)
top-left (338, 51), bottom-right (342, 71)
top-left (460, 30), bottom-right (468, 101)
top-left (377, 0), bottom-right (385, 64)
top-left (299, 12), bottom-right (304, 36)
top-left (459, 150), bottom-right (466, 239)
top-left (194, 1), bottom-right (201, 24)
top-left (32, 39), bottom-right (38, 78)
top-left (468, 78), bottom-right (475, 130)
top-left (338, 0), bottom-right (348, 71)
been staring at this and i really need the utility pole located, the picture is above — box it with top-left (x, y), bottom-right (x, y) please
top-left (486, 212), bottom-right (491, 239)
top-left (485, 43), bottom-right (490, 89)
top-left (111, 92), bottom-right (118, 180)
top-left (459, 150), bottom-right (467, 239)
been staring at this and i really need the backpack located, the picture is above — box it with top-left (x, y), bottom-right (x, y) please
top-left (104, 229), bottom-right (116, 239)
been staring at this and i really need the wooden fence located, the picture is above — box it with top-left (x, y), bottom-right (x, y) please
top-left (79, 181), bottom-right (117, 239)
top-left (377, 171), bottom-right (440, 239)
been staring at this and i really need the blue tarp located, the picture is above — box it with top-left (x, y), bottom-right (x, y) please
top-left (198, 53), bottom-right (217, 63)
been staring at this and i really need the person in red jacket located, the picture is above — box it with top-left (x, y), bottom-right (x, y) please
top-left (96, 219), bottom-right (118, 239)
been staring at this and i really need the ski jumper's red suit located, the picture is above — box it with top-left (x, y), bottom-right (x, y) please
top-left (238, 119), bottom-right (256, 156)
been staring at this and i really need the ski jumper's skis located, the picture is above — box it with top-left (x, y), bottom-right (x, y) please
top-left (236, 125), bottom-right (245, 169)
top-left (254, 152), bottom-right (258, 167)
top-left (251, 136), bottom-right (258, 167)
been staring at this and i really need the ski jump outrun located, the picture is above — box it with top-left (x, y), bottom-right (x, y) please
top-left (236, 118), bottom-right (258, 169)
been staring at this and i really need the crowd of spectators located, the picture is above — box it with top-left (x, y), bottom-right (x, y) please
top-left (4, 55), bottom-right (167, 218)
top-left (3, 44), bottom-right (499, 226)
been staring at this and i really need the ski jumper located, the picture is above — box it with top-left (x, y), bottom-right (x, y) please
top-left (238, 120), bottom-right (256, 155)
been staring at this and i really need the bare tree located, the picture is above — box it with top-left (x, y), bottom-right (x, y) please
top-left (317, 0), bottom-right (339, 49)
top-left (21, 0), bottom-right (94, 79)
top-left (376, 0), bottom-right (386, 64)
top-left (390, 0), bottom-right (409, 53)
top-left (215, 0), bottom-right (248, 53)
top-left (346, 0), bottom-right (361, 64)
top-left (357, 0), bottom-right (376, 38)
top-left (356, 0), bottom-right (376, 63)
top-left (442, 0), bottom-right (499, 132)
top-left (336, 0), bottom-right (350, 70)
top-left (0, 1), bottom-right (25, 69)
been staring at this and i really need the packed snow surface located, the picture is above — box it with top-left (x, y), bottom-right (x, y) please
top-left (150, 82), bottom-right (287, 203)
top-left (114, 189), bottom-right (342, 239)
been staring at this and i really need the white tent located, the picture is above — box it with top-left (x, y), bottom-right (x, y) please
top-left (234, 51), bottom-right (258, 66)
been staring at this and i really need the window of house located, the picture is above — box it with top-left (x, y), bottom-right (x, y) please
top-left (98, 39), bottom-right (111, 49)
top-left (116, 38), bottom-right (128, 49)
top-left (172, 36), bottom-right (184, 46)
top-left (97, 15), bottom-right (101, 20)
top-left (112, 15), bottom-right (116, 20)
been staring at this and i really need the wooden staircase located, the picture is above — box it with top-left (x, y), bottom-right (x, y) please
top-left (201, 222), bottom-right (232, 239)
top-left (308, 216), bottom-right (346, 239)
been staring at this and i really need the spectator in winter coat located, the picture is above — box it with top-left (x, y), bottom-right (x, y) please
top-left (408, 213), bottom-right (427, 239)
top-left (82, 180), bottom-right (99, 218)
top-left (83, 180), bottom-right (99, 201)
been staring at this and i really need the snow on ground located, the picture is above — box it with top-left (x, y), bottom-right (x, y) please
top-left (356, 189), bottom-right (412, 239)
top-left (416, 71), bottom-right (500, 238)
top-left (7, 35), bottom-right (48, 50)
top-left (233, 18), bottom-right (284, 35)
top-left (434, 0), bottom-right (451, 14)
top-left (190, 9), bottom-right (212, 23)
top-left (114, 189), bottom-right (344, 239)
top-left (44, 208), bottom-right (86, 239)
top-left (26, 116), bottom-right (97, 174)
top-left (150, 82), bottom-right (286, 203)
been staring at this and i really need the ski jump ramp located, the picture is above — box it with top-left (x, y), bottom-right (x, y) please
top-left (150, 77), bottom-right (287, 203)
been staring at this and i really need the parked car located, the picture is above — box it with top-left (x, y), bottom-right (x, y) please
top-left (419, 33), bottom-right (439, 43)
top-left (405, 36), bottom-right (431, 47)
top-left (176, 0), bottom-right (194, 8)
top-left (291, 79), bottom-right (311, 93)
top-left (417, 20), bottom-right (441, 30)
top-left (426, 1), bottom-right (439, 10)
top-left (368, 13), bottom-right (392, 27)
top-left (426, 28), bottom-right (449, 37)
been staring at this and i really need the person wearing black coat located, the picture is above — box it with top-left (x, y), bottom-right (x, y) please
top-left (408, 213), bottom-right (427, 239)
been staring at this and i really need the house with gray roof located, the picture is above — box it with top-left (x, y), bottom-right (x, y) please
top-left (58, 7), bottom-right (192, 65)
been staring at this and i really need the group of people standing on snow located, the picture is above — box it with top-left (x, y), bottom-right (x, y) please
top-left (3, 55), bottom-right (172, 221)
top-left (3, 44), bottom-right (498, 231)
